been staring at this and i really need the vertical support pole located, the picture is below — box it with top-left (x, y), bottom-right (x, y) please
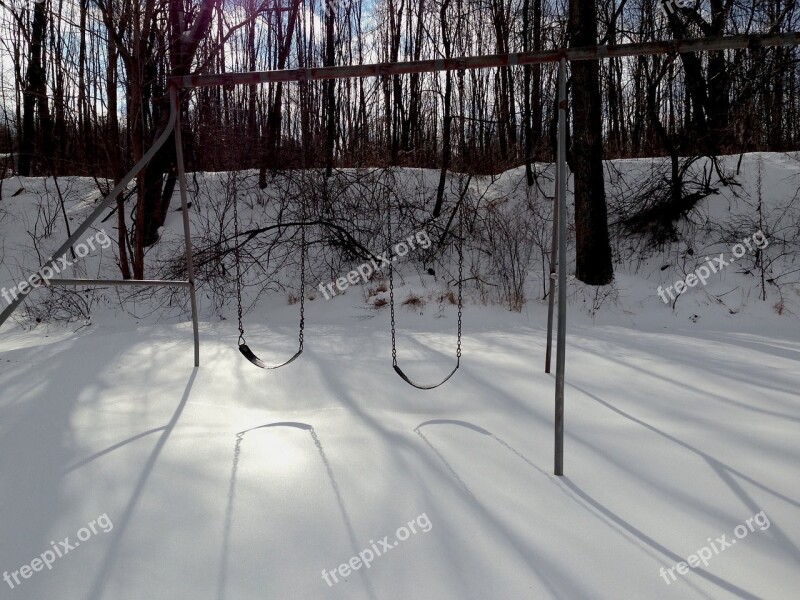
top-left (171, 85), bottom-right (201, 367)
top-left (554, 57), bottom-right (568, 476)
top-left (544, 144), bottom-right (560, 373)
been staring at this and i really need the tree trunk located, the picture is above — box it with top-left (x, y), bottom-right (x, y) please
top-left (568, 0), bottom-right (613, 285)
top-left (433, 0), bottom-right (452, 218)
top-left (531, 0), bottom-right (543, 158)
top-left (258, 0), bottom-right (302, 187)
top-left (18, 1), bottom-right (49, 176)
top-left (522, 0), bottom-right (533, 185)
top-left (325, 0), bottom-right (336, 176)
top-left (105, 13), bottom-right (131, 280)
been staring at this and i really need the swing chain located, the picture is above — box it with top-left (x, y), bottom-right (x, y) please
top-left (389, 196), bottom-right (462, 367)
top-left (233, 174), bottom-right (245, 346)
top-left (388, 202), bottom-right (397, 366)
top-left (456, 204), bottom-right (463, 361)
top-left (296, 80), bottom-right (310, 353)
top-left (456, 65), bottom-right (466, 362)
top-left (298, 195), bottom-right (306, 351)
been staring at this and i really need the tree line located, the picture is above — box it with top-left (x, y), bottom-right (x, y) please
top-left (0, 0), bottom-right (798, 284)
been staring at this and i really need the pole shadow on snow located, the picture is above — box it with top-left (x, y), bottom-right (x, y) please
top-left (84, 368), bottom-right (198, 600)
top-left (415, 418), bottom-right (727, 598)
top-left (567, 333), bottom-right (800, 422)
top-left (565, 381), bottom-right (798, 598)
top-left (569, 380), bottom-right (800, 515)
top-left (413, 419), bottom-right (571, 598)
top-left (216, 421), bottom-right (378, 600)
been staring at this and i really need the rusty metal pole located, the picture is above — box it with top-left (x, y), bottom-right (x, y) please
top-left (171, 33), bottom-right (799, 89)
top-left (171, 85), bottom-right (201, 367)
top-left (554, 57), bottom-right (568, 476)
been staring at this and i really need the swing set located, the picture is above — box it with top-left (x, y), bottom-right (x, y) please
top-left (1, 32), bottom-right (796, 475)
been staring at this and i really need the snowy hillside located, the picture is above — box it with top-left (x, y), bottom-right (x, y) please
top-left (0, 154), bottom-right (799, 599)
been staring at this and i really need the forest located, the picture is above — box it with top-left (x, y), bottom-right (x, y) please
top-left (0, 0), bottom-right (798, 287)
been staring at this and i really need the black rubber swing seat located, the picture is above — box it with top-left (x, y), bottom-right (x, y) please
top-left (239, 344), bottom-right (303, 370)
top-left (393, 363), bottom-right (459, 390)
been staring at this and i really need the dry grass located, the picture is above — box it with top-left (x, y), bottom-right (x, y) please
top-left (438, 290), bottom-right (457, 305)
top-left (367, 282), bottom-right (388, 297)
top-left (402, 293), bottom-right (425, 308)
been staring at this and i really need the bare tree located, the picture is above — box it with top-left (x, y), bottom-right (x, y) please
top-left (568, 0), bottom-right (614, 284)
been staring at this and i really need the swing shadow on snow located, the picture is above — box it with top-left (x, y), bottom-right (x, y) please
top-left (413, 418), bottom-right (571, 598)
top-left (62, 427), bottom-right (167, 474)
top-left (413, 418), bottom-right (772, 599)
top-left (217, 421), bottom-right (379, 600)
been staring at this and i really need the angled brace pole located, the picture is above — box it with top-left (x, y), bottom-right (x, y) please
top-left (0, 101), bottom-right (178, 329)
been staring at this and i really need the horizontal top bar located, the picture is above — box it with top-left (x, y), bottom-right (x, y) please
top-left (172, 32), bottom-right (800, 89)
top-left (46, 278), bottom-right (192, 287)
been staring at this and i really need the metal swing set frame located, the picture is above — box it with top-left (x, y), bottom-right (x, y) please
top-left (1, 32), bottom-right (797, 475)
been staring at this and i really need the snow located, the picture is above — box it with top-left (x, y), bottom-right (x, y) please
top-left (1, 155), bottom-right (799, 599)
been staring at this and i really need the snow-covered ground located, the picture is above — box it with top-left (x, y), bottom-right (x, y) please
top-left (1, 155), bottom-right (799, 599)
